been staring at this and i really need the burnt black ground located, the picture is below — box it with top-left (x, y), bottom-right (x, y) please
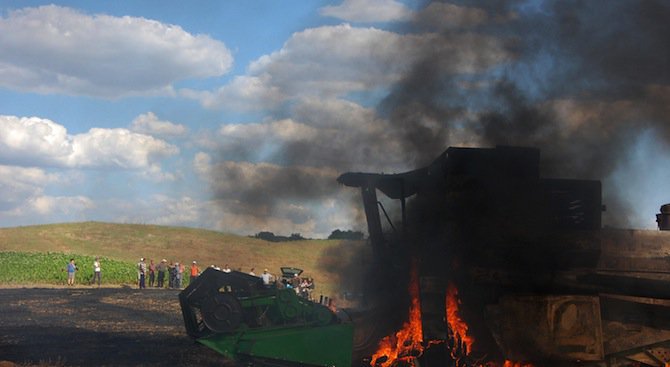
top-left (0, 287), bottom-right (232, 366)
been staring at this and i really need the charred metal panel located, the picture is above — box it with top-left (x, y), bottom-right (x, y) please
top-left (657, 204), bottom-right (670, 230)
top-left (361, 186), bottom-right (384, 258)
top-left (487, 295), bottom-right (603, 362)
top-left (444, 146), bottom-right (540, 179)
top-left (419, 276), bottom-right (449, 341)
top-left (539, 179), bottom-right (602, 230)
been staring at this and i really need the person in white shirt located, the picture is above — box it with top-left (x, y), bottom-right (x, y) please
top-left (91, 257), bottom-right (101, 287)
top-left (261, 269), bottom-right (273, 287)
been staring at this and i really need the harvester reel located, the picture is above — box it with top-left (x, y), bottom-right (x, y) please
top-left (201, 292), bottom-right (243, 333)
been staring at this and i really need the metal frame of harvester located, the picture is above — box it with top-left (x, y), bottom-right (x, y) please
top-left (181, 146), bottom-right (670, 366)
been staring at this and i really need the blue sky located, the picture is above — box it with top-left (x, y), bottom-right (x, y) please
top-left (1, 0), bottom-right (668, 237)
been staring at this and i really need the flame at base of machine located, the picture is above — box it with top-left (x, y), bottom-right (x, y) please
top-left (446, 283), bottom-right (534, 367)
top-left (370, 259), bottom-right (424, 367)
top-left (446, 283), bottom-right (475, 355)
top-left (501, 361), bottom-right (534, 367)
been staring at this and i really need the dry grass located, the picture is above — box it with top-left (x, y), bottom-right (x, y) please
top-left (0, 222), bottom-right (369, 299)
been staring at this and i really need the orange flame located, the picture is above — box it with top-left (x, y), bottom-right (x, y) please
top-left (444, 286), bottom-right (534, 367)
top-left (370, 259), bottom-right (423, 367)
top-left (370, 273), bottom-right (534, 367)
top-left (446, 283), bottom-right (475, 354)
top-left (502, 360), bottom-right (534, 367)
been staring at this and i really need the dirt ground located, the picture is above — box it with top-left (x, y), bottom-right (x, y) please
top-left (0, 287), bottom-right (234, 366)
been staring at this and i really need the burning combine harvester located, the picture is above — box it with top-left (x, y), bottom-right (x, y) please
top-left (181, 146), bottom-right (670, 367)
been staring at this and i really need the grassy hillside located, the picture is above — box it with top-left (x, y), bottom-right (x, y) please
top-left (0, 222), bottom-right (370, 299)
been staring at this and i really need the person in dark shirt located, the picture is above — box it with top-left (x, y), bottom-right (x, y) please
top-left (157, 259), bottom-right (167, 288)
top-left (148, 259), bottom-right (155, 287)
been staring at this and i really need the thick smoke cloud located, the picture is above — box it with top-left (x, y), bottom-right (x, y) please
top-left (381, 0), bottom-right (670, 226)
top-left (546, 1), bottom-right (670, 99)
top-left (210, 0), bottom-right (669, 236)
top-left (340, 2), bottom-right (670, 353)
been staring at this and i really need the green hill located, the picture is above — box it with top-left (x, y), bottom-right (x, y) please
top-left (0, 222), bottom-right (369, 299)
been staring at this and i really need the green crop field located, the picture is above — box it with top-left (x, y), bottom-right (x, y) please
top-left (0, 252), bottom-right (137, 285)
top-left (0, 222), bottom-right (370, 299)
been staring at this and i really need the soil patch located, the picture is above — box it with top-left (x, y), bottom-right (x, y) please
top-left (0, 287), bottom-right (232, 366)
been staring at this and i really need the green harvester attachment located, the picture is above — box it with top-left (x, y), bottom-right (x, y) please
top-left (179, 268), bottom-right (353, 367)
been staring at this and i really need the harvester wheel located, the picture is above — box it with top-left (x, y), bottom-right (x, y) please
top-left (201, 292), bottom-right (243, 333)
top-left (313, 306), bottom-right (334, 326)
top-left (277, 289), bottom-right (301, 320)
top-left (283, 304), bottom-right (298, 319)
top-left (277, 289), bottom-right (293, 302)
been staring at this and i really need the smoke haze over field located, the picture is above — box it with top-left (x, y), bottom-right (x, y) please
top-left (214, 0), bottom-right (670, 231)
top-left (0, 1), bottom-right (668, 236)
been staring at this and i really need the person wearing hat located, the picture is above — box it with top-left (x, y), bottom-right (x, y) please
top-left (261, 268), bottom-right (273, 288)
top-left (137, 257), bottom-right (147, 289)
top-left (189, 260), bottom-right (200, 285)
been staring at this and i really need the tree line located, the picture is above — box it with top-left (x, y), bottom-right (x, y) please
top-left (252, 229), bottom-right (365, 242)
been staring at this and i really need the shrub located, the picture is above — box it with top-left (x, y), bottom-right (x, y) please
top-left (328, 229), bottom-right (364, 240)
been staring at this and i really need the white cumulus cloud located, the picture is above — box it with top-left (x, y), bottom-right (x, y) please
top-left (320, 0), bottom-right (413, 22)
top-left (0, 115), bottom-right (179, 170)
top-left (187, 24), bottom-right (509, 111)
top-left (0, 165), bottom-right (56, 210)
top-left (69, 128), bottom-right (179, 169)
top-left (180, 75), bottom-right (284, 111)
top-left (0, 164), bottom-right (97, 225)
top-left (151, 195), bottom-right (201, 225)
top-left (0, 5), bottom-right (233, 97)
top-left (27, 195), bottom-right (95, 216)
top-left (0, 115), bottom-right (72, 167)
top-left (130, 112), bottom-right (188, 138)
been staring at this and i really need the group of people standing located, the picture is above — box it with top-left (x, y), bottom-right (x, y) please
top-left (66, 257), bottom-right (314, 297)
top-left (137, 258), bottom-right (196, 289)
top-left (65, 257), bottom-right (190, 288)
top-left (283, 273), bottom-right (316, 300)
top-left (259, 269), bottom-right (316, 301)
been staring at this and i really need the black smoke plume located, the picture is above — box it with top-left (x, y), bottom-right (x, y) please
top-left (382, 0), bottom-right (670, 226)
top-left (327, 1), bottom-right (670, 362)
